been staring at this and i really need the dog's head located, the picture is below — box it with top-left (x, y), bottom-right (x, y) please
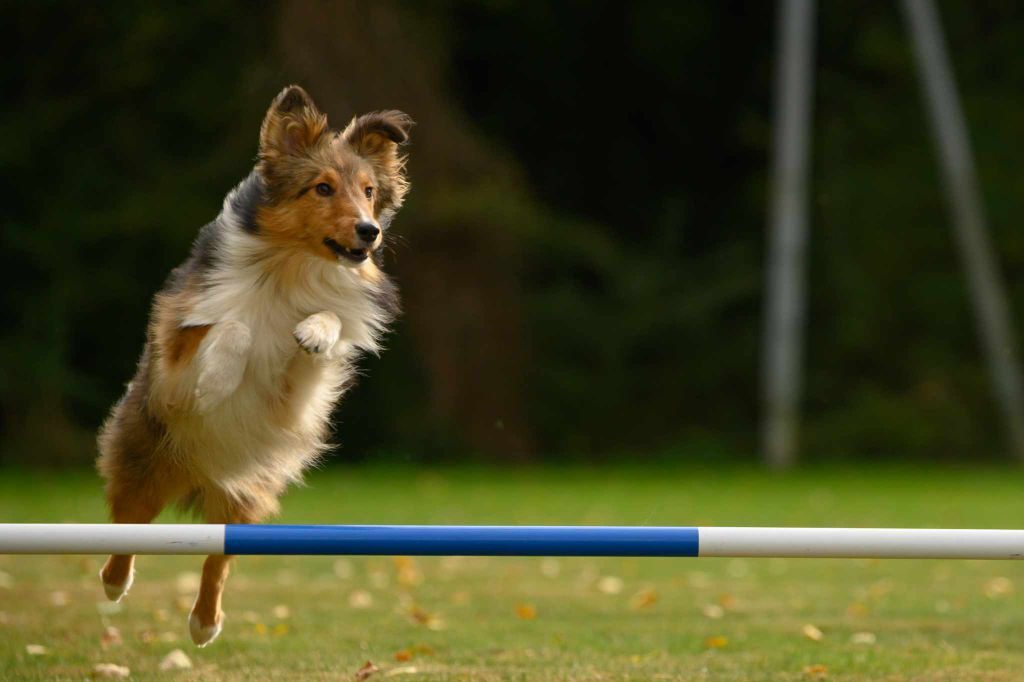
top-left (255, 85), bottom-right (412, 267)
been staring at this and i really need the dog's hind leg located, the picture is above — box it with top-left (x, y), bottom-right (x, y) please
top-left (99, 482), bottom-right (168, 602)
top-left (189, 492), bottom-right (274, 647)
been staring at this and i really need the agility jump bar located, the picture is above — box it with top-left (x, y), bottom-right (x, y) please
top-left (2, 525), bottom-right (1024, 559)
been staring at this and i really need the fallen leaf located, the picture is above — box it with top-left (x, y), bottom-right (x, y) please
top-left (717, 593), bottom-right (737, 610)
top-left (704, 635), bottom-right (728, 649)
top-left (349, 590), bottom-right (374, 609)
top-left (159, 649), bottom-right (193, 671)
top-left (394, 649), bottom-right (413, 662)
top-left (100, 625), bottom-right (123, 648)
top-left (408, 606), bottom-right (445, 630)
top-left (984, 576), bottom-right (1014, 598)
top-left (701, 604), bottom-right (725, 619)
top-left (515, 603), bottom-right (537, 620)
top-left (850, 631), bottom-right (877, 645)
top-left (384, 666), bottom-right (419, 677)
top-left (597, 576), bottom-right (624, 595)
top-left (629, 588), bottom-right (658, 610)
top-left (355, 660), bottom-right (379, 681)
top-left (802, 663), bottom-right (828, 678)
top-left (49, 590), bottom-right (69, 607)
top-left (272, 604), bottom-right (291, 619)
top-left (25, 644), bottom-right (47, 656)
top-left (175, 572), bottom-right (201, 594)
top-left (802, 623), bottom-right (824, 642)
top-left (540, 558), bottom-right (561, 577)
top-left (93, 663), bottom-right (130, 678)
top-left (254, 623), bottom-right (268, 636)
top-left (393, 557), bottom-right (423, 587)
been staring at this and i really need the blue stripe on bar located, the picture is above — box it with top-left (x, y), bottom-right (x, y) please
top-left (224, 525), bottom-right (701, 557)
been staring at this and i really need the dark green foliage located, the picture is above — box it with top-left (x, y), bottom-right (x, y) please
top-left (3, 1), bottom-right (1024, 464)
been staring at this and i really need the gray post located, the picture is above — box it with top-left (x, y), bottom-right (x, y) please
top-left (902, 0), bottom-right (1024, 460)
top-left (763, 0), bottom-right (817, 469)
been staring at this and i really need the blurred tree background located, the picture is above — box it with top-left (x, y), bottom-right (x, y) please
top-left (2, 1), bottom-right (1024, 466)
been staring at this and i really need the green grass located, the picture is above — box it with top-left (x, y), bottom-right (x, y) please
top-left (1, 465), bottom-right (1024, 680)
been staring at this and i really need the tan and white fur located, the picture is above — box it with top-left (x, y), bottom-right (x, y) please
top-left (96, 86), bottom-right (410, 646)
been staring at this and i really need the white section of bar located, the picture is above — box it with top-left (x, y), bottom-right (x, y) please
top-left (0, 524), bottom-right (225, 555)
top-left (698, 527), bottom-right (1024, 559)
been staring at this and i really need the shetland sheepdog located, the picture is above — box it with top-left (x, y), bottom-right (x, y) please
top-left (96, 85), bottom-right (411, 646)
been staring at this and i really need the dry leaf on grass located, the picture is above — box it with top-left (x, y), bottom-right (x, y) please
top-left (701, 604), bottom-right (724, 619)
top-left (93, 663), bottom-right (130, 678)
top-left (984, 576), bottom-right (1014, 598)
top-left (355, 660), bottom-right (379, 680)
top-left (716, 593), bottom-right (737, 609)
top-left (802, 624), bottom-right (824, 642)
top-left (175, 572), bottom-right (201, 594)
top-left (254, 623), bottom-right (268, 636)
top-left (802, 663), bottom-right (828, 678)
top-left (100, 625), bottom-right (123, 648)
top-left (385, 666), bottom-right (420, 677)
top-left (850, 631), bottom-right (876, 645)
top-left (629, 588), bottom-right (658, 610)
top-left (349, 590), bottom-right (374, 609)
top-left (25, 644), bottom-right (47, 656)
top-left (272, 604), bottom-right (291, 619)
top-left (597, 576), bottom-right (624, 594)
top-left (409, 606), bottom-right (445, 630)
top-left (159, 649), bottom-right (193, 671)
top-left (704, 635), bottom-right (728, 649)
top-left (515, 604), bottom-right (537, 620)
top-left (540, 558), bottom-right (561, 577)
top-left (394, 649), bottom-right (413, 662)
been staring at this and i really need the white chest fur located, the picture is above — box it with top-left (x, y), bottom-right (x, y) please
top-left (169, 231), bottom-right (388, 494)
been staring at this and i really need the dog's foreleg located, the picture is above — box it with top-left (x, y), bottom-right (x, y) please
top-left (292, 311), bottom-right (342, 358)
top-left (194, 320), bottom-right (252, 412)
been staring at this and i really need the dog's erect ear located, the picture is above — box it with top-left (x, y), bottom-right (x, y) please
top-left (258, 85), bottom-right (328, 164)
top-left (342, 111), bottom-right (414, 220)
top-left (342, 110), bottom-right (413, 157)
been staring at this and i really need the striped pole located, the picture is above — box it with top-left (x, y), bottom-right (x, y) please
top-left (1, 525), bottom-right (1024, 559)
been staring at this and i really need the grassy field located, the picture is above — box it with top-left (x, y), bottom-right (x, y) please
top-left (1, 465), bottom-right (1024, 680)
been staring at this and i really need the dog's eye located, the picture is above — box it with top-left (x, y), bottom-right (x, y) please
top-left (315, 183), bottom-right (333, 197)
top-left (364, 187), bottom-right (374, 200)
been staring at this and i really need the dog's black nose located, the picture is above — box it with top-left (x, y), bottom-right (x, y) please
top-left (355, 222), bottom-right (380, 243)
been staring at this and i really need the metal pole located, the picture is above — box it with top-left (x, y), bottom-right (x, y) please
top-left (902, 0), bottom-right (1024, 460)
top-left (763, 0), bottom-right (817, 469)
top-left (2, 524), bottom-right (1024, 559)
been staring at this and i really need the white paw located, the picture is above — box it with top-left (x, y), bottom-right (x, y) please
top-left (194, 321), bottom-right (251, 412)
top-left (101, 567), bottom-right (134, 602)
top-left (189, 611), bottom-right (223, 647)
top-left (293, 312), bottom-right (341, 355)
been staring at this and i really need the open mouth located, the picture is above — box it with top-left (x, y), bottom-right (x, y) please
top-left (324, 238), bottom-right (369, 263)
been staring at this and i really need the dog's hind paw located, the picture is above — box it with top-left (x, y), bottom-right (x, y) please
top-left (189, 611), bottom-right (223, 647)
top-left (100, 568), bottom-right (134, 602)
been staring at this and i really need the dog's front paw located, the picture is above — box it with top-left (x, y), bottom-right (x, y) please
top-left (293, 312), bottom-right (341, 355)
